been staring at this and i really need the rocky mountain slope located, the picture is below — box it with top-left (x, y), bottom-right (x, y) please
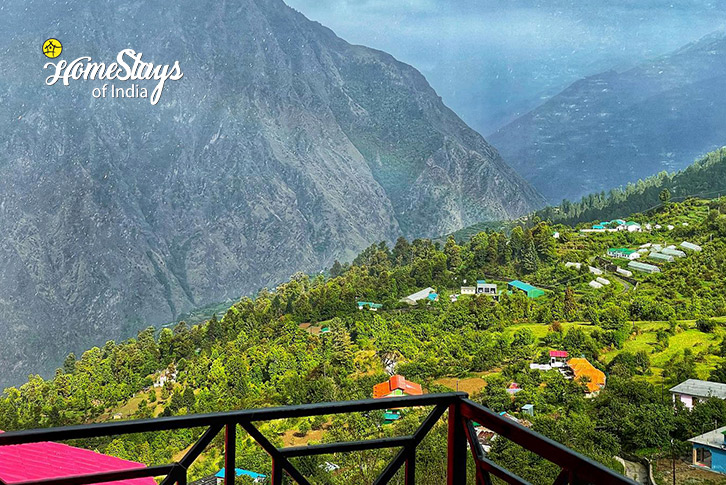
top-left (0, 0), bottom-right (542, 386)
top-left (489, 30), bottom-right (726, 204)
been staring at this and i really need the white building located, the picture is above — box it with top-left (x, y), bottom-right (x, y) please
top-left (681, 241), bottom-right (702, 252)
top-left (616, 267), bottom-right (633, 278)
top-left (460, 286), bottom-right (476, 295)
top-left (628, 261), bottom-right (661, 274)
top-left (661, 247), bottom-right (686, 258)
top-left (625, 222), bottom-right (642, 232)
top-left (476, 280), bottom-right (498, 296)
top-left (400, 287), bottom-right (438, 305)
top-left (650, 252), bottom-right (675, 263)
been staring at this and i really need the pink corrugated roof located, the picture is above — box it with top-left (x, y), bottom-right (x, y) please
top-left (549, 350), bottom-right (568, 358)
top-left (0, 432), bottom-right (156, 485)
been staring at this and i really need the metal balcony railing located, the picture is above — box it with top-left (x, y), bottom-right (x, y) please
top-left (0, 392), bottom-right (635, 485)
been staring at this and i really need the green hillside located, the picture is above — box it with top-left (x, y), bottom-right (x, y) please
top-left (537, 147), bottom-right (726, 226)
top-left (2, 197), bottom-right (726, 483)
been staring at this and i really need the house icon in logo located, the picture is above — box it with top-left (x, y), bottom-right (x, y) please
top-left (43, 39), bottom-right (62, 58)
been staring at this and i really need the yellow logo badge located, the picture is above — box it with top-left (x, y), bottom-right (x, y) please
top-left (42, 39), bottom-right (62, 58)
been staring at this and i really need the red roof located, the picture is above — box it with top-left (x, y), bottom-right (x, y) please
top-left (0, 431), bottom-right (156, 485)
top-left (373, 375), bottom-right (423, 399)
top-left (549, 350), bottom-right (568, 358)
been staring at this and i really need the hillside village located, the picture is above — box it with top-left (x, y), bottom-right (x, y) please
top-left (1, 195), bottom-right (726, 484)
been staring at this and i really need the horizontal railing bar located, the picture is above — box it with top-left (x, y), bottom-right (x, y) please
top-left (0, 393), bottom-right (467, 446)
top-left (460, 399), bottom-right (636, 485)
top-left (8, 465), bottom-right (175, 485)
top-left (279, 435), bottom-right (414, 457)
top-left (477, 459), bottom-right (532, 485)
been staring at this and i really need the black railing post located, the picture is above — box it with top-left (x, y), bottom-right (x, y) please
top-left (271, 457), bottom-right (283, 485)
top-left (225, 422), bottom-right (236, 485)
top-left (447, 400), bottom-right (467, 485)
top-left (404, 449), bottom-right (416, 485)
top-left (176, 467), bottom-right (188, 485)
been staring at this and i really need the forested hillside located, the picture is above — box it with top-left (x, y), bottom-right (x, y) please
top-left (490, 30), bottom-right (726, 203)
top-left (3, 197), bottom-right (726, 483)
top-left (0, 0), bottom-right (543, 388)
top-left (536, 147), bottom-right (726, 227)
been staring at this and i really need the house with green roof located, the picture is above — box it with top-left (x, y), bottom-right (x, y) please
top-left (507, 280), bottom-right (544, 299)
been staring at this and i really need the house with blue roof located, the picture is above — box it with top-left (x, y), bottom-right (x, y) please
top-left (357, 301), bottom-right (383, 311)
top-left (215, 468), bottom-right (267, 484)
top-left (507, 280), bottom-right (545, 299)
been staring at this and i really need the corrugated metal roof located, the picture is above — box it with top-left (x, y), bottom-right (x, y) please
top-left (401, 287), bottom-right (436, 302)
top-left (567, 358), bottom-right (606, 394)
top-left (670, 379), bottom-right (726, 400)
top-left (0, 433), bottom-right (155, 485)
top-left (373, 375), bottom-right (423, 399)
top-left (508, 280), bottom-right (535, 291)
top-left (628, 261), bottom-right (660, 273)
top-left (689, 425), bottom-right (726, 448)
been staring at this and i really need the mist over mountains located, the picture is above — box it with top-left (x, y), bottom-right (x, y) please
top-left (0, 0), bottom-right (542, 386)
top-left (490, 30), bottom-right (726, 204)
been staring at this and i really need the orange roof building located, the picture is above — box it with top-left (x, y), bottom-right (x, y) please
top-left (567, 358), bottom-right (606, 395)
top-left (373, 375), bottom-right (423, 399)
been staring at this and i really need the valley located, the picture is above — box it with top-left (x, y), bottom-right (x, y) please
top-left (2, 193), bottom-right (726, 483)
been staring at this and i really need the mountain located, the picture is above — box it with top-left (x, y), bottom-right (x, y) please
top-left (489, 30), bottom-right (726, 204)
top-left (0, 0), bottom-right (542, 387)
top-left (535, 147), bottom-right (726, 226)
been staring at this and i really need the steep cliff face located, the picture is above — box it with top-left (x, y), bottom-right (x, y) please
top-left (0, 0), bottom-right (542, 386)
top-left (489, 31), bottom-right (726, 204)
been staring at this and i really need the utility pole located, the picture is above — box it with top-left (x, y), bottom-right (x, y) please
top-left (671, 438), bottom-right (676, 485)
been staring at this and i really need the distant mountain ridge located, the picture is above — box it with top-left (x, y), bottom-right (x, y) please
top-left (489, 30), bottom-right (726, 204)
top-left (536, 147), bottom-right (726, 226)
top-left (0, 0), bottom-right (542, 386)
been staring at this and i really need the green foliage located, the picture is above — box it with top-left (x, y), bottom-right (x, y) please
top-left (536, 147), bottom-right (726, 225)
top-left (2, 195), bottom-right (726, 480)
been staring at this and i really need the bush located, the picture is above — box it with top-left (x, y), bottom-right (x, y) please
top-left (696, 316), bottom-right (716, 333)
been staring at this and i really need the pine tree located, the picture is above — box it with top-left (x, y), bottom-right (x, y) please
top-left (564, 287), bottom-right (577, 320)
top-left (522, 240), bottom-right (538, 273)
top-left (443, 235), bottom-right (462, 271)
top-left (330, 260), bottom-right (344, 278)
top-left (331, 320), bottom-right (353, 369)
top-left (62, 353), bottom-right (76, 375)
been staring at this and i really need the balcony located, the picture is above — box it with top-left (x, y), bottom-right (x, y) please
top-left (0, 393), bottom-right (635, 485)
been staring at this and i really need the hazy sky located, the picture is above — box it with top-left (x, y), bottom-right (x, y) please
top-left (285, 0), bottom-right (726, 134)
